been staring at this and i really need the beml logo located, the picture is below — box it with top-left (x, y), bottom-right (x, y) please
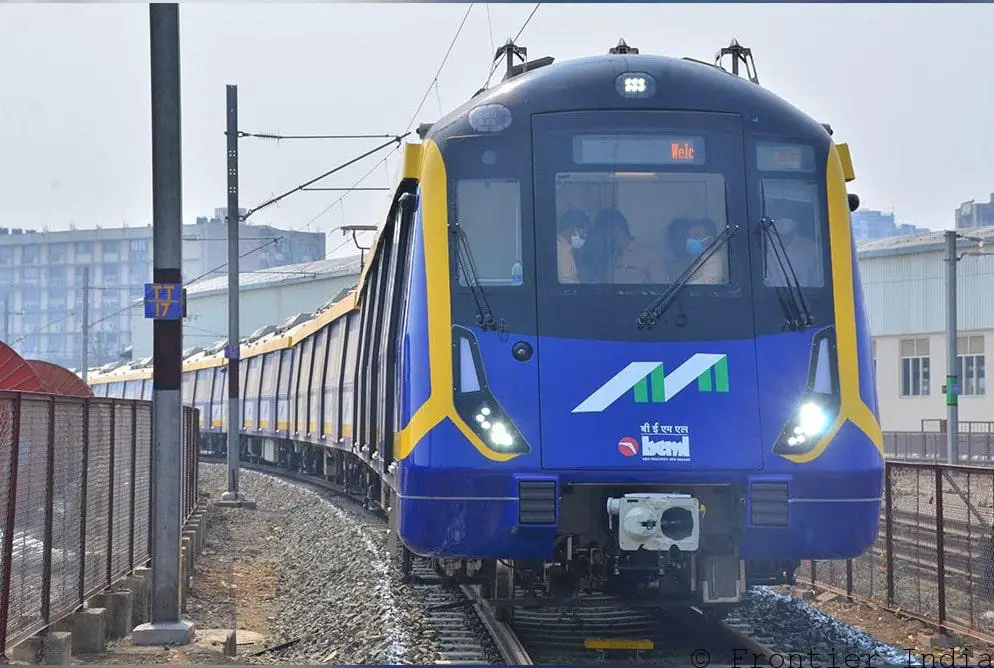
top-left (617, 437), bottom-right (639, 457)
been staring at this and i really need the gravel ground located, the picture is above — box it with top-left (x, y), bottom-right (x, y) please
top-left (197, 463), bottom-right (441, 665)
top-left (740, 586), bottom-right (975, 667)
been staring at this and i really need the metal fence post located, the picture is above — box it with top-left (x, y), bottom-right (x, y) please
top-left (106, 405), bottom-right (116, 586)
top-left (129, 401), bottom-right (138, 570)
top-left (845, 559), bottom-right (854, 602)
top-left (40, 399), bottom-right (56, 625)
top-left (78, 400), bottom-right (90, 605)
top-left (0, 396), bottom-right (23, 660)
top-left (885, 464), bottom-right (895, 606)
top-left (935, 466), bottom-right (947, 628)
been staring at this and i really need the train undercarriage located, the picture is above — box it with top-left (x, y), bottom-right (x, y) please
top-left (205, 434), bottom-right (798, 618)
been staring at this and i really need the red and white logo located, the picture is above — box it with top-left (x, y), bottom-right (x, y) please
top-left (618, 437), bottom-right (639, 457)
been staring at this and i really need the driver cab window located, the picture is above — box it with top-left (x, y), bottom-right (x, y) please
top-left (756, 142), bottom-right (826, 289)
top-left (554, 172), bottom-right (729, 286)
top-left (454, 179), bottom-right (523, 287)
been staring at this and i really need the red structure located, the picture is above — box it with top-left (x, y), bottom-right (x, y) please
top-left (27, 360), bottom-right (93, 397)
top-left (0, 341), bottom-right (46, 392)
top-left (0, 342), bottom-right (92, 396)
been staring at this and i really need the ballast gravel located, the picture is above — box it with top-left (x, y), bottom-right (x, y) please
top-left (198, 464), bottom-right (440, 665)
top-left (732, 587), bottom-right (923, 667)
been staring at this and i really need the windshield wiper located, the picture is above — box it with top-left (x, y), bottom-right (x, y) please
top-left (761, 216), bottom-right (814, 331)
top-left (636, 225), bottom-right (738, 330)
top-left (451, 224), bottom-right (504, 334)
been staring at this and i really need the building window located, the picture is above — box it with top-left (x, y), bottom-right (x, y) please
top-left (102, 263), bottom-right (120, 285)
top-left (21, 266), bottom-right (39, 282)
top-left (49, 243), bottom-right (67, 264)
top-left (957, 335), bottom-right (986, 396)
top-left (900, 338), bottom-right (930, 397)
top-left (76, 242), bottom-right (91, 255)
top-left (22, 245), bottom-right (38, 264)
top-left (102, 240), bottom-right (120, 255)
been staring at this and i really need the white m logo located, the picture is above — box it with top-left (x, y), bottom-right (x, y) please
top-left (571, 354), bottom-right (729, 413)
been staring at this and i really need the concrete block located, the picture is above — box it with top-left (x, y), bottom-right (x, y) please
top-left (10, 631), bottom-right (72, 665)
top-left (132, 620), bottom-right (196, 646)
top-left (217, 499), bottom-right (257, 509)
top-left (119, 575), bottom-right (149, 627)
top-left (182, 537), bottom-right (194, 578)
top-left (88, 591), bottom-right (133, 641)
top-left (52, 607), bottom-right (106, 654)
top-left (183, 529), bottom-right (199, 556)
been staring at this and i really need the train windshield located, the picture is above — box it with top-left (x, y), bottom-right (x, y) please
top-left (532, 111), bottom-right (748, 295)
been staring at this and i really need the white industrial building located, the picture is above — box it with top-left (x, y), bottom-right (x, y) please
top-left (858, 226), bottom-right (994, 432)
top-left (128, 255), bottom-right (361, 358)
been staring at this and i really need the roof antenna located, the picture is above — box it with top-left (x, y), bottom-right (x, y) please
top-left (715, 39), bottom-right (759, 85)
top-left (609, 39), bottom-right (639, 55)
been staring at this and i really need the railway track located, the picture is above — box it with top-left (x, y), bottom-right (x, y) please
top-left (200, 452), bottom-right (794, 664)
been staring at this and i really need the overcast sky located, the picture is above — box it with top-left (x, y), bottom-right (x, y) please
top-left (1, 3), bottom-right (992, 257)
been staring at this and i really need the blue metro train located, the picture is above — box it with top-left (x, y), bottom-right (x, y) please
top-left (89, 40), bottom-right (884, 615)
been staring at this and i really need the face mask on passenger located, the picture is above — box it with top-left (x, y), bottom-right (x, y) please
top-left (685, 236), bottom-right (709, 256)
top-left (570, 233), bottom-right (585, 249)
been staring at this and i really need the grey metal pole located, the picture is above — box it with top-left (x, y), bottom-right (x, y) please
top-left (219, 85), bottom-right (254, 509)
top-left (81, 267), bottom-right (89, 383)
top-left (945, 230), bottom-right (959, 465)
top-left (133, 2), bottom-right (194, 644)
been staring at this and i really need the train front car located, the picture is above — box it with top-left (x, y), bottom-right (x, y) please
top-left (394, 43), bottom-right (884, 612)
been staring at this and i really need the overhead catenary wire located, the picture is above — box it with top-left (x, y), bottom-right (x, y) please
top-left (18, 6), bottom-right (499, 359)
top-left (402, 3), bottom-right (476, 136)
top-left (481, 2), bottom-right (541, 91)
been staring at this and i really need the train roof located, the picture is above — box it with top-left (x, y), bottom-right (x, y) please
top-left (425, 47), bottom-right (830, 146)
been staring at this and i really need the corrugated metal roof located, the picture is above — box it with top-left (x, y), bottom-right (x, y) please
top-left (185, 254), bottom-right (362, 296)
top-left (857, 226), bottom-right (994, 258)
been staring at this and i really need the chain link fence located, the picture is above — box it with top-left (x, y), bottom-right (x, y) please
top-left (800, 460), bottom-right (994, 641)
top-left (0, 393), bottom-right (200, 657)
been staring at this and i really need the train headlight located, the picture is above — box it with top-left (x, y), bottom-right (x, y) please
top-left (773, 328), bottom-right (841, 456)
top-left (797, 401), bottom-right (829, 437)
top-left (453, 325), bottom-right (531, 455)
top-left (616, 72), bottom-right (656, 98)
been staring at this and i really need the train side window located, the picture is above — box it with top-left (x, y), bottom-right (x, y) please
top-left (760, 179), bottom-right (826, 289)
top-left (258, 352), bottom-right (276, 430)
top-left (182, 371), bottom-right (195, 406)
top-left (340, 311), bottom-right (361, 442)
top-left (324, 319), bottom-right (344, 440)
top-left (454, 179), bottom-right (523, 287)
top-left (369, 224), bottom-right (397, 456)
top-left (358, 254), bottom-right (386, 449)
top-left (239, 357), bottom-right (249, 406)
top-left (221, 369), bottom-right (230, 430)
top-left (142, 379), bottom-right (152, 400)
top-left (381, 196), bottom-right (415, 460)
top-left (289, 342), bottom-right (303, 433)
top-left (210, 368), bottom-right (225, 429)
top-left (309, 327), bottom-right (328, 435)
top-left (245, 356), bottom-right (262, 430)
top-left (296, 337), bottom-right (314, 435)
top-left (277, 348), bottom-right (294, 432)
